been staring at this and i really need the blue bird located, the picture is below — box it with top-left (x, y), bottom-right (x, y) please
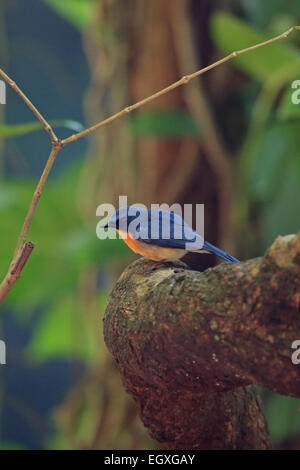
top-left (103, 206), bottom-right (239, 263)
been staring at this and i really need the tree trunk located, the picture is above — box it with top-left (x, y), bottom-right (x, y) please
top-left (103, 232), bottom-right (300, 449)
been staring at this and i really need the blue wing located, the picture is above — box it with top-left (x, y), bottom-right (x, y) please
top-left (135, 209), bottom-right (203, 250)
top-left (133, 209), bottom-right (239, 263)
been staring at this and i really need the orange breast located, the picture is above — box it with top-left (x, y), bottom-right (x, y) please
top-left (116, 230), bottom-right (185, 261)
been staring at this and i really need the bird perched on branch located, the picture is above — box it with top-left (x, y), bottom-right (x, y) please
top-left (102, 206), bottom-right (239, 263)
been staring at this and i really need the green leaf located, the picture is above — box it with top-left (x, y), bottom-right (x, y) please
top-left (27, 294), bottom-right (108, 364)
top-left (266, 394), bottom-right (300, 441)
top-left (261, 165), bottom-right (300, 250)
top-left (130, 110), bottom-right (199, 138)
top-left (249, 121), bottom-right (300, 202)
top-left (42, 0), bottom-right (96, 30)
top-left (241, 120), bottom-right (300, 250)
top-left (210, 12), bottom-right (300, 82)
top-left (0, 119), bottom-right (84, 138)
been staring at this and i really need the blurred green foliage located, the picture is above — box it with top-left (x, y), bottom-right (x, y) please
top-left (1, 0), bottom-right (300, 450)
top-left (42, 0), bottom-right (97, 30)
top-left (2, 163), bottom-right (124, 299)
top-left (211, 12), bottom-right (300, 82)
top-left (0, 442), bottom-right (28, 450)
top-left (0, 160), bottom-right (129, 362)
top-left (210, 9), bottom-right (300, 443)
top-left (265, 394), bottom-right (300, 442)
top-left (130, 110), bottom-right (199, 138)
top-left (211, 11), bottom-right (300, 252)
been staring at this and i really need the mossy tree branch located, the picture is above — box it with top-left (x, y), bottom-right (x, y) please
top-left (103, 232), bottom-right (300, 449)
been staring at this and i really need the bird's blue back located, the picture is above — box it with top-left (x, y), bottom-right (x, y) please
top-left (114, 206), bottom-right (239, 262)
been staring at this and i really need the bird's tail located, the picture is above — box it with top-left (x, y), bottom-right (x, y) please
top-left (202, 241), bottom-right (240, 263)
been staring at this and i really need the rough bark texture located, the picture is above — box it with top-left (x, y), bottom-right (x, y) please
top-left (103, 232), bottom-right (300, 449)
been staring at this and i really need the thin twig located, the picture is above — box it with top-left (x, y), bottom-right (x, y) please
top-left (61, 25), bottom-right (300, 146)
top-left (13, 144), bottom-right (61, 257)
top-left (0, 242), bottom-right (34, 305)
top-left (0, 25), bottom-right (299, 306)
top-left (0, 68), bottom-right (58, 143)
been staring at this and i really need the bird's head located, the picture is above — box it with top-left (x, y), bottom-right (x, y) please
top-left (102, 205), bottom-right (145, 231)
